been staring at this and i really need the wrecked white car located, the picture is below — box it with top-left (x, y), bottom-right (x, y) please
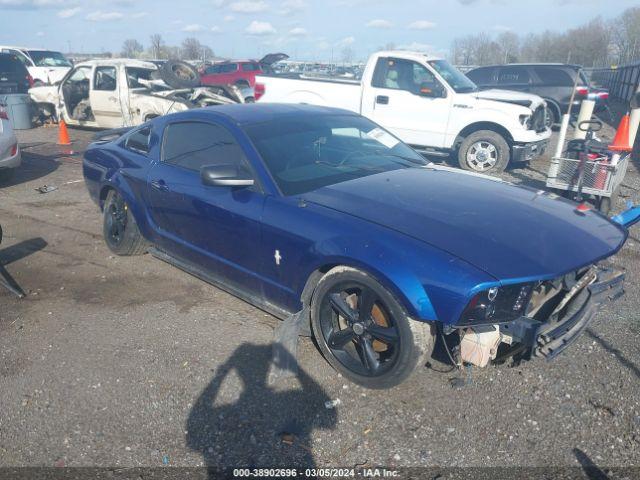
top-left (29, 59), bottom-right (249, 129)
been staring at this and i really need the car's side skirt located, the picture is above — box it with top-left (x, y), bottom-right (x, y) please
top-left (148, 247), bottom-right (294, 321)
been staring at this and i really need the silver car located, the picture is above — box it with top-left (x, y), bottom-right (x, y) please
top-left (0, 106), bottom-right (21, 181)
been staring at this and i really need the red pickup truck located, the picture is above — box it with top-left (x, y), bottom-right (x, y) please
top-left (200, 53), bottom-right (288, 88)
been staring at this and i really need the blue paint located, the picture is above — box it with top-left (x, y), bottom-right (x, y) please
top-left (83, 104), bottom-right (628, 326)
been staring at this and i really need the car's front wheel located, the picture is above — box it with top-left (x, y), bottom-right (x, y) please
top-left (311, 267), bottom-right (434, 389)
top-left (102, 189), bottom-right (147, 256)
top-left (457, 130), bottom-right (510, 173)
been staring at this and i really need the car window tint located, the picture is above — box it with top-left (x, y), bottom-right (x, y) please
top-left (498, 67), bottom-right (530, 84)
top-left (94, 66), bottom-right (117, 91)
top-left (125, 126), bottom-right (151, 155)
top-left (7, 50), bottom-right (30, 66)
top-left (241, 63), bottom-right (260, 72)
top-left (205, 65), bottom-right (221, 74)
top-left (220, 63), bottom-right (237, 73)
top-left (467, 67), bottom-right (494, 85)
top-left (532, 67), bottom-right (574, 86)
top-left (0, 54), bottom-right (26, 73)
top-left (162, 122), bottom-right (247, 172)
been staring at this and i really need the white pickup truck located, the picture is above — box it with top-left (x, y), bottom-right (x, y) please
top-left (256, 51), bottom-right (551, 173)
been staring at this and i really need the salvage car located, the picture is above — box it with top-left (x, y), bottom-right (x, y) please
top-left (0, 104), bottom-right (21, 182)
top-left (83, 104), bottom-right (629, 389)
top-left (200, 53), bottom-right (288, 88)
top-left (255, 51), bottom-right (551, 173)
top-left (0, 46), bottom-right (72, 86)
top-left (29, 59), bottom-right (247, 129)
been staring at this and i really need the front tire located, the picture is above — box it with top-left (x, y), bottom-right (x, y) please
top-left (457, 130), bottom-right (510, 173)
top-left (310, 267), bottom-right (434, 389)
top-left (102, 190), bottom-right (147, 256)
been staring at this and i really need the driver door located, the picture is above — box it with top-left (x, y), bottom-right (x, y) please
top-left (361, 57), bottom-right (452, 148)
top-left (90, 65), bottom-right (124, 128)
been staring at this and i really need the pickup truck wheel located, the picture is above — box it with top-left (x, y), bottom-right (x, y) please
top-left (103, 190), bottom-right (147, 256)
top-left (311, 267), bottom-right (434, 389)
top-left (458, 130), bottom-right (509, 173)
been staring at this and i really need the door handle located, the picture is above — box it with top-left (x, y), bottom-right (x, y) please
top-left (108, 96), bottom-right (118, 102)
top-left (150, 180), bottom-right (169, 191)
top-left (376, 95), bottom-right (389, 105)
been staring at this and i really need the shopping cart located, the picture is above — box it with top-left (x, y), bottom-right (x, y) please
top-left (546, 120), bottom-right (629, 214)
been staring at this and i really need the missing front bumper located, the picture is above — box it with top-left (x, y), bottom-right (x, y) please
top-left (497, 265), bottom-right (624, 362)
top-left (512, 139), bottom-right (548, 163)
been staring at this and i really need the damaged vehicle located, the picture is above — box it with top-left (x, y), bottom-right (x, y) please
top-left (83, 104), bottom-right (632, 389)
top-left (29, 59), bottom-right (248, 129)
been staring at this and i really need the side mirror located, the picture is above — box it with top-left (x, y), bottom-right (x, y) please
top-left (419, 82), bottom-right (446, 98)
top-left (201, 164), bottom-right (254, 187)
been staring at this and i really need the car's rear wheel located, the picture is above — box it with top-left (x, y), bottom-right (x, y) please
top-left (102, 190), bottom-right (147, 256)
top-left (311, 267), bottom-right (434, 389)
top-left (457, 130), bottom-right (510, 173)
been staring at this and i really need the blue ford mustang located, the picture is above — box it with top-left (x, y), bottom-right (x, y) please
top-left (83, 104), bottom-right (628, 388)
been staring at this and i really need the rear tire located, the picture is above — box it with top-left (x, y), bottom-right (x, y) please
top-left (102, 190), bottom-right (147, 256)
top-left (310, 266), bottom-right (434, 389)
top-left (457, 130), bottom-right (510, 173)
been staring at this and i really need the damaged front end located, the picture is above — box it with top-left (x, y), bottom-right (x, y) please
top-left (455, 264), bottom-right (625, 367)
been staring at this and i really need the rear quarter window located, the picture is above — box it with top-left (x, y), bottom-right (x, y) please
top-left (125, 127), bottom-right (152, 155)
top-left (498, 67), bottom-right (531, 85)
top-left (0, 55), bottom-right (27, 74)
top-left (532, 67), bottom-right (575, 86)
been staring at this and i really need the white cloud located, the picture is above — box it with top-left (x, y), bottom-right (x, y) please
top-left (211, 25), bottom-right (222, 32)
top-left (288, 27), bottom-right (307, 37)
top-left (57, 6), bottom-right (80, 17)
top-left (366, 19), bottom-right (393, 28)
top-left (131, 11), bottom-right (148, 18)
top-left (36, 31), bottom-right (45, 36)
top-left (335, 36), bottom-right (355, 47)
top-left (397, 42), bottom-right (432, 52)
top-left (223, 14), bottom-right (235, 21)
top-left (182, 23), bottom-right (204, 32)
top-left (86, 11), bottom-right (124, 21)
top-left (408, 20), bottom-right (436, 30)
top-left (230, 0), bottom-right (267, 13)
top-left (245, 20), bottom-right (276, 35)
top-left (279, 0), bottom-right (305, 15)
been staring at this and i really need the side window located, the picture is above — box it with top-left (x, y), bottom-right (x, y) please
top-left (372, 57), bottom-right (439, 94)
top-left (162, 122), bottom-right (249, 172)
top-left (467, 67), bottom-right (495, 85)
top-left (205, 65), bottom-right (221, 74)
top-left (125, 126), bottom-right (151, 155)
top-left (241, 63), bottom-right (260, 72)
top-left (94, 66), bottom-right (117, 91)
top-left (220, 63), bottom-right (238, 73)
top-left (68, 67), bottom-right (91, 83)
top-left (498, 67), bottom-right (531, 85)
top-left (532, 67), bottom-right (574, 86)
top-left (8, 49), bottom-right (31, 67)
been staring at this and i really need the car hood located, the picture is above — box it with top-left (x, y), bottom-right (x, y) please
top-left (474, 88), bottom-right (545, 110)
top-left (302, 166), bottom-right (627, 282)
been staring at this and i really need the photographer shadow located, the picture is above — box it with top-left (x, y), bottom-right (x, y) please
top-left (186, 342), bottom-right (337, 474)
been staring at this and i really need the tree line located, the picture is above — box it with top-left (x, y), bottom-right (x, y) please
top-left (449, 6), bottom-right (640, 68)
top-left (121, 35), bottom-right (215, 61)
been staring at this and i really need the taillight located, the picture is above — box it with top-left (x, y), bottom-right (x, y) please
top-left (26, 74), bottom-right (34, 88)
top-left (576, 86), bottom-right (589, 96)
top-left (0, 109), bottom-right (8, 120)
top-left (10, 143), bottom-right (18, 156)
top-left (598, 92), bottom-right (609, 100)
top-left (254, 82), bottom-right (265, 101)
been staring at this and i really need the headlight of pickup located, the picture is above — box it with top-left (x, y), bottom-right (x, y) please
top-left (519, 114), bottom-right (531, 129)
top-left (458, 283), bottom-right (534, 326)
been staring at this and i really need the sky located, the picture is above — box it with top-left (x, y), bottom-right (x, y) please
top-left (0, 0), bottom-right (637, 61)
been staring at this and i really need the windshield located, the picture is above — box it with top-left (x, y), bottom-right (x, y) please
top-left (27, 50), bottom-right (72, 67)
top-left (429, 60), bottom-right (477, 93)
top-left (245, 114), bottom-right (428, 196)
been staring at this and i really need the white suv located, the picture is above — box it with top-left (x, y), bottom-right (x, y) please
top-left (0, 46), bottom-right (72, 86)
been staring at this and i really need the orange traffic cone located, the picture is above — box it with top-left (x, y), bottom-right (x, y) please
top-left (57, 119), bottom-right (71, 146)
top-left (609, 113), bottom-right (632, 152)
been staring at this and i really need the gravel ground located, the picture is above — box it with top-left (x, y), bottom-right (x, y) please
top-left (0, 117), bottom-right (639, 476)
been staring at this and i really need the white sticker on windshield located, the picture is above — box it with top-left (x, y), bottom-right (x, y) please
top-left (366, 127), bottom-right (399, 149)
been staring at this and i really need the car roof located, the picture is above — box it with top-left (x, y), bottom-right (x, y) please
top-left (169, 103), bottom-right (359, 126)
top-left (75, 58), bottom-right (157, 69)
